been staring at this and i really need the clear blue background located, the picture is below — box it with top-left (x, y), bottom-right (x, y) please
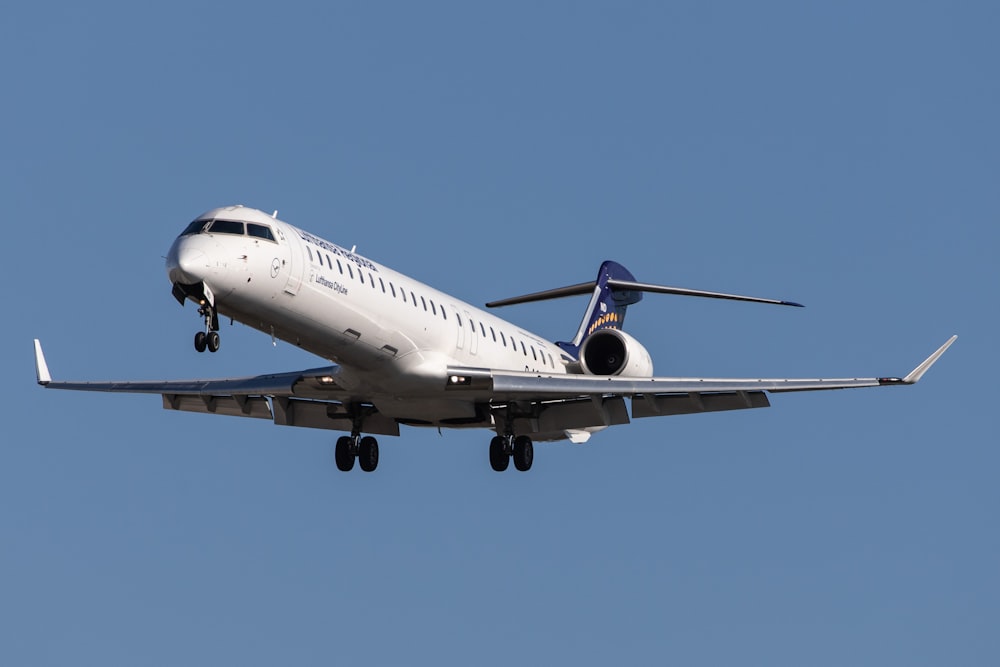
top-left (2, 2), bottom-right (996, 665)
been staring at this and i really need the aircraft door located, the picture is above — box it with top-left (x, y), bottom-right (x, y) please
top-left (453, 305), bottom-right (465, 351)
top-left (277, 227), bottom-right (304, 295)
top-left (463, 310), bottom-right (479, 355)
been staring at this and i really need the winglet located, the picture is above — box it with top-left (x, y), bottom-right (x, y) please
top-left (894, 335), bottom-right (957, 385)
top-left (34, 339), bottom-right (52, 385)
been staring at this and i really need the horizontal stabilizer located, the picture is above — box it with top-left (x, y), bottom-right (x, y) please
top-left (487, 278), bottom-right (802, 308)
top-left (605, 279), bottom-right (803, 307)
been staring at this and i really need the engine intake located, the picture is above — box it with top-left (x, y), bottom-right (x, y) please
top-left (579, 329), bottom-right (654, 377)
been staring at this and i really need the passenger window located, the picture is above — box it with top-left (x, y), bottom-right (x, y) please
top-left (347, 265), bottom-right (354, 279)
top-left (390, 283), bottom-right (396, 298)
top-left (326, 255), bottom-right (333, 269)
top-left (430, 300), bottom-right (437, 315)
top-left (411, 291), bottom-right (417, 307)
top-left (521, 341), bottom-right (527, 356)
top-left (358, 271), bottom-right (364, 285)
top-left (337, 260), bottom-right (343, 274)
top-left (500, 331), bottom-right (506, 346)
top-left (379, 278), bottom-right (386, 293)
top-left (531, 346), bottom-right (537, 361)
top-left (421, 296), bottom-right (427, 311)
top-left (247, 224), bottom-right (276, 241)
top-left (369, 272), bottom-right (375, 288)
top-left (307, 247), bottom-right (314, 262)
top-left (441, 307), bottom-right (447, 320)
top-left (490, 327), bottom-right (496, 342)
top-left (401, 289), bottom-right (406, 303)
top-left (456, 313), bottom-right (462, 326)
top-left (208, 220), bottom-right (244, 235)
top-left (479, 322), bottom-right (486, 337)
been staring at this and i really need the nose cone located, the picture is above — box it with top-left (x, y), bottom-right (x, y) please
top-left (166, 237), bottom-right (208, 285)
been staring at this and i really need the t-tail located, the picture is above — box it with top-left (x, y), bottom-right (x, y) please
top-left (486, 260), bottom-right (804, 360)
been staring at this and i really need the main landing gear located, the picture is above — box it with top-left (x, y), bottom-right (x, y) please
top-left (335, 434), bottom-right (380, 472)
top-left (489, 434), bottom-right (533, 472)
top-left (193, 303), bottom-right (221, 353)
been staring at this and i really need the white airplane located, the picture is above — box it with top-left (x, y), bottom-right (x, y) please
top-left (34, 205), bottom-right (956, 473)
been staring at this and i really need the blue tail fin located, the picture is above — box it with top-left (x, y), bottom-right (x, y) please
top-left (556, 261), bottom-right (642, 359)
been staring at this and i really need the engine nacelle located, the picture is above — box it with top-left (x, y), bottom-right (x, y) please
top-left (579, 329), bottom-right (654, 377)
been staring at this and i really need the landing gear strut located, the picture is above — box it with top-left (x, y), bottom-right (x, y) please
top-left (489, 433), bottom-right (533, 472)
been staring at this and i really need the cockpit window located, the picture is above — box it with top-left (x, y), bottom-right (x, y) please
top-left (208, 220), bottom-right (245, 235)
top-left (181, 219), bottom-right (210, 236)
top-left (247, 223), bottom-right (276, 242)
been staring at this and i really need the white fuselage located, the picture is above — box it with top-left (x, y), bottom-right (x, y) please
top-left (165, 206), bottom-right (572, 425)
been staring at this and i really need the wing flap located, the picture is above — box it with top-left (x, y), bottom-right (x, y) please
top-left (494, 396), bottom-right (630, 436)
top-left (272, 397), bottom-right (400, 436)
top-left (163, 394), bottom-right (273, 419)
top-left (632, 391), bottom-right (770, 418)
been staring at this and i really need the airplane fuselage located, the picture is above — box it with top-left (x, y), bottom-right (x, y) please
top-left (166, 205), bottom-right (570, 427)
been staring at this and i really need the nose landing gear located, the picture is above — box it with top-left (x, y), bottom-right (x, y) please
top-left (193, 304), bottom-right (221, 353)
top-left (194, 330), bottom-right (220, 353)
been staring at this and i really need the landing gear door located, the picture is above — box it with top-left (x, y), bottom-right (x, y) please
top-left (276, 227), bottom-right (304, 295)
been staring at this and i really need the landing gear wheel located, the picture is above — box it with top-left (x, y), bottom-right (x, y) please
top-left (489, 435), bottom-right (510, 472)
top-left (513, 435), bottom-right (533, 472)
top-left (335, 436), bottom-right (355, 472)
top-left (206, 331), bottom-right (220, 353)
top-left (358, 436), bottom-right (379, 472)
top-left (194, 331), bottom-right (207, 353)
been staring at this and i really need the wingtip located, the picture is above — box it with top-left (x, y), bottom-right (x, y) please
top-left (34, 339), bottom-right (52, 385)
top-left (901, 335), bottom-right (958, 384)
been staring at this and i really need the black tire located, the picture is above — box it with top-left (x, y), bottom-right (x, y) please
top-left (206, 331), bottom-right (221, 353)
top-left (335, 436), bottom-right (355, 471)
top-left (358, 436), bottom-right (379, 472)
top-left (489, 435), bottom-right (510, 472)
top-left (513, 435), bottom-right (533, 472)
top-left (194, 331), bottom-right (207, 353)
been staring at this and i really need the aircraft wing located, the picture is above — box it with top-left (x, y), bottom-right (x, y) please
top-left (443, 336), bottom-right (957, 433)
top-left (35, 336), bottom-right (955, 442)
top-left (32, 339), bottom-right (400, 436)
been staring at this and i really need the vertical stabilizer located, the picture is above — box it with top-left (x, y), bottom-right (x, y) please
top-left (557, 261), bottom-right (642, 359)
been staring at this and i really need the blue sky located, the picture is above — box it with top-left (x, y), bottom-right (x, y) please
top-left (2, 1), bottom-right (996, 664)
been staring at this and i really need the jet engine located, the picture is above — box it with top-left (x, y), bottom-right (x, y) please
top-left (578, 329), bottom-right (654, 377)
